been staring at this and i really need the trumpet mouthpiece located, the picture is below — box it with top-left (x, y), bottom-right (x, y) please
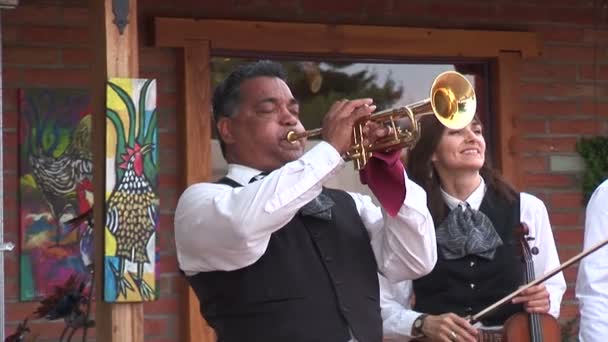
top-left (286, 127), bottom-right (321, 142)
top-left (286, 131), bottom-right (299, 143)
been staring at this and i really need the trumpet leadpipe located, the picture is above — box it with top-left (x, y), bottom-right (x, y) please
top-left (286, 128), bottom-right (323, 143)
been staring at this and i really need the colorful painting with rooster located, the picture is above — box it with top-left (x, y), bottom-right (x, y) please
top-left (105, 78), bottom-right (159, 302)
top-left (18, 88), bottom-right (94, 301)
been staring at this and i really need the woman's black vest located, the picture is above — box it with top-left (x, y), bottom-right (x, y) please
top-left (413, 188), bottom-right (524, 326)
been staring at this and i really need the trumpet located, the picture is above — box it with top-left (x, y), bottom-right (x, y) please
top-left (286, 71), bottom-right (477, 170)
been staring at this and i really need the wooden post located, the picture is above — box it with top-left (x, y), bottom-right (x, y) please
top-left (178, 42), bottom-right (216, 342)
top-left (495, 51), bottom-right (523, 188)
top-left (91, 0), bottom-right (143, 341)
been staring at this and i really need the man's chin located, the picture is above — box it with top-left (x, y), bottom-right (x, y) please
top-left (282, 149), bottom-right (304, 162)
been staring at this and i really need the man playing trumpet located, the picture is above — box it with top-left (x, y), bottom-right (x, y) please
top-left (174, 60), bottom-right (438, 342)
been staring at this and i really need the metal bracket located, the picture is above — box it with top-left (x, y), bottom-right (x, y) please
top-left (0, 0), bottom-right (18, 9)
top-left (112, 0), bottom-right (129, 35)
top-left (0, 241), bottom-right (14, 252)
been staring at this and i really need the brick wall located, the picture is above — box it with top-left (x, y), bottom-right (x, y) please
top-left (2, 2), bottom-right (181, 341)
top-left (3, 4), bottom-right (93, 341)
top-left (4, 0), bottom-right (607, 340)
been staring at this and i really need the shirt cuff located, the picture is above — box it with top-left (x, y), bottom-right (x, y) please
top-left (386, 309), bottom-right (424, 338)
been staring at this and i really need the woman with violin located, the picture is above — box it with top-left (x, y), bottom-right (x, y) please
top-left (379, 114), bottom-right (566, 342)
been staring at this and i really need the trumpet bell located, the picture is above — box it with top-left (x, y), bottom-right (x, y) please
top-left (429, 71), bottom-right (476, 130)
top-left (354, 71), bottom-right (476, 168)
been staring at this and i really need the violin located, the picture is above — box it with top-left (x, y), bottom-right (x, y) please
top-left (471, 231), bottom-right (608, 340)
top-left (415, 221), bottom-right (608, 342)
top-left (499, 223), bottom-right (560, 341)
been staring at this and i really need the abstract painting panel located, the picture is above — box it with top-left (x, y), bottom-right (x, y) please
top-left (18, 88), bottom-right (93, 301)
top-left (104, 78), bottom-right (159, 302)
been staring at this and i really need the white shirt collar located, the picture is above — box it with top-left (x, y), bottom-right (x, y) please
top-left (440, 177), bottom-right (487, 211)
top-left (226, 164), bottom-right (264, 186)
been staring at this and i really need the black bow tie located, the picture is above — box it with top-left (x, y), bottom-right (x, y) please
top-left (435, 203), bottom-right (503, 260)
top-left (249, 172), bottom-right (269, 184)
top-left (299, 193), bottom-right (334, 221)
top-left (249, 172), bottom-right (334, 221)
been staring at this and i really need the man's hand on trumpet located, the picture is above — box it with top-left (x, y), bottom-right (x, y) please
top-left (321, 98), bottom-right (376, 155)
top-left (361, 117), bottom-right (394, 147)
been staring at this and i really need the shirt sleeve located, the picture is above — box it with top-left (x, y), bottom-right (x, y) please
top-left (576, 181), bottom-right (608, 341)
top-left (520, 192), bottom-right (567, 319)
top-left (379, 275), bottom-right (422, 341)
top-left (349, 172), bottom-right (437, 282)
top-left (174, 141), bottom-right (344, 273)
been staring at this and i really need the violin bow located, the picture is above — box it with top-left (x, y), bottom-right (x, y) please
top-left (470, 236), bottom-right (608, 324)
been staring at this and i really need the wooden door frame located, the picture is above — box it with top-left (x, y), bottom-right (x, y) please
top-left (154, 18), bottom-right (540, 342)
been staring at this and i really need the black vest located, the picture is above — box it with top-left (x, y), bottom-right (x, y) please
top-left (186, 177), bottom-right (382, 342)
top-left (413, 188), bottom-right (524, 326)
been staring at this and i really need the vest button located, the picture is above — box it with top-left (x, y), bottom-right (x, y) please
top-left (342, 306), bottom-right (350, 313)
top-left (325, 256), bottom-right (333, 262)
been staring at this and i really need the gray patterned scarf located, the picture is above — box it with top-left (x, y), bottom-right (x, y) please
top-left (436, 203), bottom-right (503, 260)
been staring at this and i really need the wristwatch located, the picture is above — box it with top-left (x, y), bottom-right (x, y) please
top-left (412, 314), bottom-right (428, 337)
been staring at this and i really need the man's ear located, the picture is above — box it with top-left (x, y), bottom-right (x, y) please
top-left (217, 117), bottom-right (235, 144)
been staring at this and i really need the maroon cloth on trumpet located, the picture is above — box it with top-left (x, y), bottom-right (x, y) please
top-left (359, 149), bottom-right (406, 217)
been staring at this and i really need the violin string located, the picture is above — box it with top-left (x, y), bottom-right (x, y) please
top-left (524, 239), bottom-right (543, 342)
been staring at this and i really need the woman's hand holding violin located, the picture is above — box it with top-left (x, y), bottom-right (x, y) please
top-left (512, 284), bottom-right (550, 314)
top-left (420, 313), bottom-right (478, 342)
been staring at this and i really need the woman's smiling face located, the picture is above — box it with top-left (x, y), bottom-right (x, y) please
top-left (431, 119), bottom-right (486, 174)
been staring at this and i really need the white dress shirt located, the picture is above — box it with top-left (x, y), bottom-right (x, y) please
top-left (174, 141), bottom-right (437, 281)
top-left (576, 179), bottom-right (608, 342)
top-left (380, 178), bottom-right (567, 340)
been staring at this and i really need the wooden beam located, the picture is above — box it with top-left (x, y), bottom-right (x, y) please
top-left (495, 52), bottom-right (523, 188)
top-left (92, 0), bottom-right (143, 341)
top-left (154, 18), bottom-right (541, 58)
top-left (178, 42), bottom-right (215, 342)
top-left (182, 44), bottom-right (213, 186)
top-left (104, 0), bottom-right (140, 76)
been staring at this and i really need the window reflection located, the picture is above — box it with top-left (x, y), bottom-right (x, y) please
top-left (211, 58), bottom-right (484, 131)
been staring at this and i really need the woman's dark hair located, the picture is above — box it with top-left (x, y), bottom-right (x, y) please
top-left (406, 114), bottom-right (517, 224)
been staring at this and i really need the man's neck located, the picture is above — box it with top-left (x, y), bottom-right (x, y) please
top-left (226, 153), bottom-right (262, 171)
